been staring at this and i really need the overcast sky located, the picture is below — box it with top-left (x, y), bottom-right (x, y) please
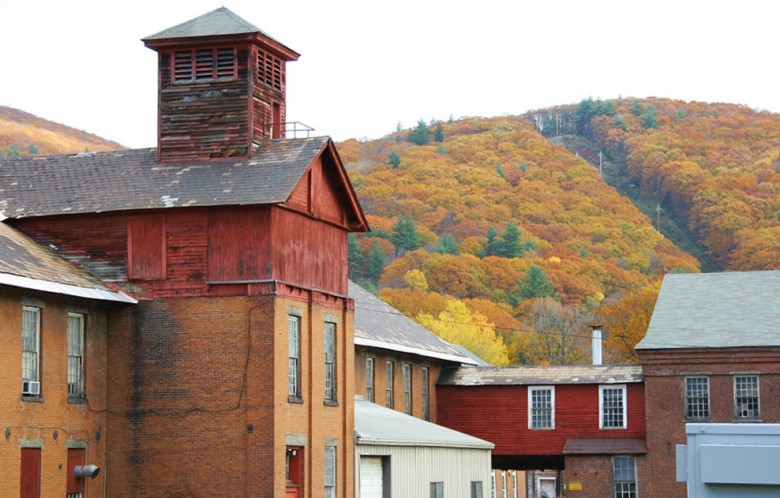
top-left (1, 0), bottom-right (778, 148)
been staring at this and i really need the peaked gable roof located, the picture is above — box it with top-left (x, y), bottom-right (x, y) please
top-left (0, 222), bottom-right (135, 303)
top-left (350, 280), bottom-right (476, 365)
top-left (0, 137), bottom-right (367, 230)
top-left (636, 270), bottom-right (780, 350)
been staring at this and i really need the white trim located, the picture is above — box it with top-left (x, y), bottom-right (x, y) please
top-left (0, 272), bottom-right (136, 303)
top-left (599, 384), bottom-right (628, 430)
top-left (527, 386), bottom-right (555, 430)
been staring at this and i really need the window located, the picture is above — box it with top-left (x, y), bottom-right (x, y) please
top-left (470, 481), bottom-right (484, 498)
top-left (612, 456), bottom-right (637, 498)
top-left (67, 313), bottom-right (85, 399)
top-left (422, 366), bottom-right (430, 421)
top-left (600, 385), bottom-right (627, 429)
top-left (324, 322), bottom-right (336, 403)
top-left (173, 47), bottom-right (236, 82)
top-left (685, 376), bottom-right (710, 419)
top-left (324, 446), bottom-right (336, 498)
top-left (734, 375), bottom-right (760, 419)
top-left (528, 386), bottom-right (555, 429)
top-left (403, 363), bottom-right (413, 415)
top-left (430, 482), bottom-right (443, 498)
top-left (288, 315), bottom-right (301, 400)
top-left (22, 306), bottom-right (40, 395)
top-left (366, 357), bottom-right (374, 402)
top-left (386, 360), bottom-right (394, 409)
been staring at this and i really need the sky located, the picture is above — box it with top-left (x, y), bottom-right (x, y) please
top-left (1, 0), bottom-right (778, 149)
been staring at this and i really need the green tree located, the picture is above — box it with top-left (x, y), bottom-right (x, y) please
top-left (408, 119), bottom-right (430, 146)
top-left (482, 226), bottom-right (502, 256)
top-left (367, 241), bottom-right (386, 284)
top-left (497, 222), bottom-right (522, 258)
top-left (496, 161), bottom-right (505, 178)
top-left (640, 104), bottom-right (657, 129)
top-left (28, 143), bottom-right (39, 154)
top-left (436, 233), bottom-right (459, 255)
top-left (519, 265), bottom-right (557, 301)
top-left (348, 234), bottom-right (365, 279)
top-left (387, 150), bottom-right (401, 168)
top-left (390, 215), bottom-right (421, 256)
top-left (434, 123), bottom-right (444, 142)
top-left (7, 145), bottom-right (20, 158)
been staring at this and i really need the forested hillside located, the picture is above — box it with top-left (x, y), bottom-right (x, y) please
top-left (0, 105), bottom-right (123, 156)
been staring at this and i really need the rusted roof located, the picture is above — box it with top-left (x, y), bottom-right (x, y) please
top-left (438, 364), bottom-right (643, 386)
top-left (0, 222), bottom-right (135, 303)
top-left (637, 270), bottom-right (780, 350)
top-left (0, 137), bottom-right (330, 220)
top-left (563, 438), bottom-right (647, 455)
top-left (350, 281), bottom-right (476, 365)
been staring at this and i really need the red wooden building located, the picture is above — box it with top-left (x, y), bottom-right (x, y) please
top-left (0, 7), bottom-right (368, 497)
top-left (437, 364), bottom-right (646, 497)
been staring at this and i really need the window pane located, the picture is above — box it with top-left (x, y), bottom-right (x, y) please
top-left (22, 307), bottom-right (40, 383)
top-left (530, 387), bottom-right (553, 428)
top-left (324, 446), bottom-right (336, 498)
top-left (404, 363), bottom-right (412, 415)
top-left (67, 314), bottom-right (85, 397)
top-left (602, 386), bottom-right (625, 428)
top-left (366, 358), bottom-right (374, 402)
top-left (685, 377), bottom-right (709, 418)
top-left (325, 323), bottom-right (336, 402)
top-left (288, 316), bottom-right (300, 398)
top-left (613, 457), bottom-right (637, 498)
top-left (422, 367), bottom-right (430, 421)
top-left (386, 361), bottom-right (394, 409)
top-left (735, 376), bottom-right (760, 418)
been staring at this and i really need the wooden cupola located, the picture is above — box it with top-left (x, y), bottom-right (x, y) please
top-left (143, 7), bottom-right (300, 162)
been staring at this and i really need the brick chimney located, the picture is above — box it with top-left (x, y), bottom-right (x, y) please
top-left (143, 7), bottom-right (300, 162)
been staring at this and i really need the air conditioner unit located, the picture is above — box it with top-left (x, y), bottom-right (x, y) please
top-left (22, 380), bottom-right (40, 396)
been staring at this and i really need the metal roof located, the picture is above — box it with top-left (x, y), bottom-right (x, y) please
top-left (0, 137), bottom-right (330, 219)
top-left (636, 271), bottom-right (780, 350)
top-left (354, 398), bottom-right (494, 449)
top-left (438, 364), bottom-right (643, 386)
top-left (145, 7), bottom-right (265, 40)
top-left (350, 281), bottom-right (476, 365)
top-left (0, 222), bottom-right (135, 303)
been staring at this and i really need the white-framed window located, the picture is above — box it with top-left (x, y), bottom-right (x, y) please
top-left (386, 360), bottom-right (394, 409)
top-left (288, 314), bottom-right (301, 400)
top-left (324, 446), bottom-right (336, 498)
top-left (734, 375), bottom-right (760, 419)
top-left (612, 456), bottom-right (637, 498)
top-left (528, 386), bottom-right (555, 429)
top-left (430, 482), bottom-right (444, 498)
top-left (600, 385), bottom-right (627, 429)
top-left (684, 376), bottom-right (710, 419)
top-left (403, 363), bottom-right (413, 415)
top-left (422, 366), bottom-right (430, 421)
top-left (324, 322), bottom-right (336, 403)
top-left (22, 306), bottom-right (41, 389)
top-left (471, 481), bottom-right (484, 498)
top-left (365, 357), bottom-right (374, 402)
top-left (67, 313), bottom-right (85, 398)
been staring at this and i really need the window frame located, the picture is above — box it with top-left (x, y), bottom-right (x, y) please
top-left (684, 376), bottom-right (710, 420)
top-left (733, 374), bottom-right (761, 420)
top-left (528, 386), bottom-right (555, 430)
top-left (324, 322), bottom-right (337, 404)
top-left (422, 366), bottom-right (430, 421)
top-left (385, 360), bottom-right (394, 409)
top-left (470, 481), bottom-right (484, 498)
top-left (599, 384), bottom-right (628, 429)
top-left (324, 445), bottom-right (336, 498)
top-left (612, 456), bottom-right (637, 498)
top-left (365, 357), bottom-right (375, 402)
top-left (22, 306), bottom-right (41, 396)
top-left (429, 481), bottom-right (444, 498)
top-left (288, 314), bottom-right (302, 402)
top-left (67, 313), bottom-right (86, 401)
top-left (403, 363), bottom-right (413, 415)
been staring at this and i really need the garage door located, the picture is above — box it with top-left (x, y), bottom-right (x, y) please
top-left (359, 456), bottom-right (384, 498)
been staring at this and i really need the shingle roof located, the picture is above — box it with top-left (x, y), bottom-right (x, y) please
top-left (144, 7), bottom-right (265, 40)
top-left (437, 364), bottom-right (643, 386)
top-left (0, 137), bottom-right (330, 219)
top-left (350, 281), bottom-right (476, 365)
top-left (354, 398), bottom-right (494, 449)
top-left (0, 222), bottom-right (135, 303)
top-left (636, 271), bottom-right (780, 350)
top-left (563, 438), bottom-right (647, 455)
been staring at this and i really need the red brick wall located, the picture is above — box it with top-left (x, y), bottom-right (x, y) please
top-left (564, 455), bottom-right (648, 497)
top-left (0, 287), bottom-right (110, 498)
top-left (639, 347), bottom-right (780, 498)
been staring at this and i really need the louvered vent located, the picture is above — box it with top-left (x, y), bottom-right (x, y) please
top-left (257, 50), bottom-right (284, 91)
top-left (173, 48), bottom-right (237, 82)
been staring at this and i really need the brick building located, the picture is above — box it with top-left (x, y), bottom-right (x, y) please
top-left (1, 7), bottom-right (368, 497)
top-left (636, 270), bottom-right (780, 498)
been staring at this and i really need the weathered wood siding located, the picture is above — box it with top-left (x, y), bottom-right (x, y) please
top-left (436, 383), bottom-right (646, 456)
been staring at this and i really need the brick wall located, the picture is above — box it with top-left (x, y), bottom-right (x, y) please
top-left (564, 455), bottom-right (647, 497)
top-left (0, 287), bottom-right (109, 498)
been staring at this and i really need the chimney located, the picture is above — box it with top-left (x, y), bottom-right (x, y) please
top-left (591, 325), bottom-right (603, 366)
top-left (143, 7), bottom-right (300, 162)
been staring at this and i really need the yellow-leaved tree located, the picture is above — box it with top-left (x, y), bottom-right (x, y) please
top-left (417, 299), bottom-right (510, 365)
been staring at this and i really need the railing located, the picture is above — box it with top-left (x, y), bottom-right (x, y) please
top-left (265, 121), bottom-right (315, 139)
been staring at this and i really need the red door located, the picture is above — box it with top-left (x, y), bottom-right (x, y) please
top-left (21, 447), bottom-right (41, 498)
top-left (285, 446), bottom-right (303, 498)
top-left (67, 448), bottom-right (86, 496)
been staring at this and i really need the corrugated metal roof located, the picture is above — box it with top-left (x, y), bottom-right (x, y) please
top-left (636, 271), bottom-right (780, 350)
top-left (355, 398), bottom-right (494, 449)
top-left (0, 137), bottom-right (330, 219)
top-left (350, 281), bottom-right (475, 365)
top-left (438, 364), bottom-right (643, 386)
top-left (0, 222), bottom-right (136, 303)
top-left (563, 438), bottom-right (647, 455)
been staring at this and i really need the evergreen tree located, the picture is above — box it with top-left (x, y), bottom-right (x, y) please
top-left (519, 265), bottom-right (557, 301)
top-left (482, 226), bottom-right (501, 256)
top-left (347, 234), bottom-right (365, 279)
top-left (408, 119), bottom-right (430, 146)
top-left (641, 104), bottom-right (657, 129)
top-left (367, 241), bottom-right (386, 284)
top-left (390, 215), bottom-right (421, 256)
top-left (436, 233), bottom-right (459, 255)
top-left (7, 145), bottom-right (20, 158)
top-left (498, 222), bottom-right (523, 258)
top-left (434, 123), bottom-right (444, 142)
top-left (28, 143), bottom-right (39, 154)
top-left (387, 151), bottom-right (401, 168)
top-left (496, 161), bottom-right (505, 178)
